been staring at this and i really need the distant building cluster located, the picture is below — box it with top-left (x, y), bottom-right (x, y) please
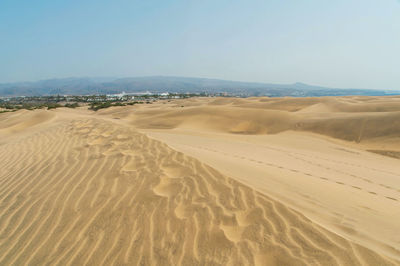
top-left (0, 91), bottom-right (231, 113)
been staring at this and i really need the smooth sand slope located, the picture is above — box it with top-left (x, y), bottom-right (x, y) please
top-left (0, 97), bottom-right (399, 265)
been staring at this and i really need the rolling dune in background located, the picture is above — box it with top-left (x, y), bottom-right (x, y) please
top-left (132, 103), bottom-right (400, 141)
top-left (0, 96), bottom-right (400, 265)
top-left (125, 96), bottom-right (400, 150)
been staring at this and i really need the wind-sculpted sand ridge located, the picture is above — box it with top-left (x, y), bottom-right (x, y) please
top-left (0, 115), bottom-right (397, 265)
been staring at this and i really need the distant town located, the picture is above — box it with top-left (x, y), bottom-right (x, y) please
top-left (0, 91), bottom-right (229, 113)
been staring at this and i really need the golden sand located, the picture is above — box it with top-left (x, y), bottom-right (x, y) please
top-left (0, 96), bottom-right (399, 265)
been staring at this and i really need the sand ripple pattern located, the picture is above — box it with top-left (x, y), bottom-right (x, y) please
top-left (0, 118), bottom-right (397, 265)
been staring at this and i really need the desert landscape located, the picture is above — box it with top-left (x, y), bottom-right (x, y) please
top-left (0, 96), bottom-right (400, 265)
top-left (2, 0), bottom-right (399, 264)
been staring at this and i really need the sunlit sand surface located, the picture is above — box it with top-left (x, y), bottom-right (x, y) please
top-left (0, 96), bottom-right (399, 265)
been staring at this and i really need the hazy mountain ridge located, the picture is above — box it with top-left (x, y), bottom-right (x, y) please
top-left (0, 76), bottom-right (398, 97)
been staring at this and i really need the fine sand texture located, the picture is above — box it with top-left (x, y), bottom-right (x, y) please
top-left (0, 96), bottom-right (399, 265)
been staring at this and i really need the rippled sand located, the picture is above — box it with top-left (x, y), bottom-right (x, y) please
top-left (0, 96), bottom-right (399, 265)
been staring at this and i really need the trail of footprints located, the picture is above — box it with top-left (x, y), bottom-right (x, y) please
top-left (0, 118), bottom-right (397, 265)
top-left (188, 145), bottom-right (399, 202)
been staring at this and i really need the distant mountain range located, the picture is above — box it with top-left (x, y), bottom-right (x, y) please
top-left (0, 76), bottom-right (398, 97)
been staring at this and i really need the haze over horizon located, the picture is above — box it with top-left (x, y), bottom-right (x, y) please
top-left (0, 75), bottom-right (398, 92)
top-left (1, 0), bottom-right (399, 90)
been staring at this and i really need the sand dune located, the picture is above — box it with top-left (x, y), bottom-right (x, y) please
top-left (125, 96), bottom-right (400, 150)
top-left (0, 109), bottom-right (55, 137)
top-left (0, 96), bottom-right (399, 265)
top-left (143, 129), bottom-right (400, 262)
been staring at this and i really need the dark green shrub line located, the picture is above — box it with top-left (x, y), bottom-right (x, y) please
top-left (0, 102), bottom-right (81, 111)
top-left (89, 101), bottom-right (147, 111)
top-left (64, 103), bottom-right (79, 108)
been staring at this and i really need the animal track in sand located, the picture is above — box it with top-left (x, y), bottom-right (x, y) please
top-left (185, 143), bottom-right (400, 203)
top-left (385, 197), bottom-right (398, 201)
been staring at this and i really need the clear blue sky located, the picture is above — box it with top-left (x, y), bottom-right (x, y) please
top-left (1, 0), bottom-right (399, 89)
